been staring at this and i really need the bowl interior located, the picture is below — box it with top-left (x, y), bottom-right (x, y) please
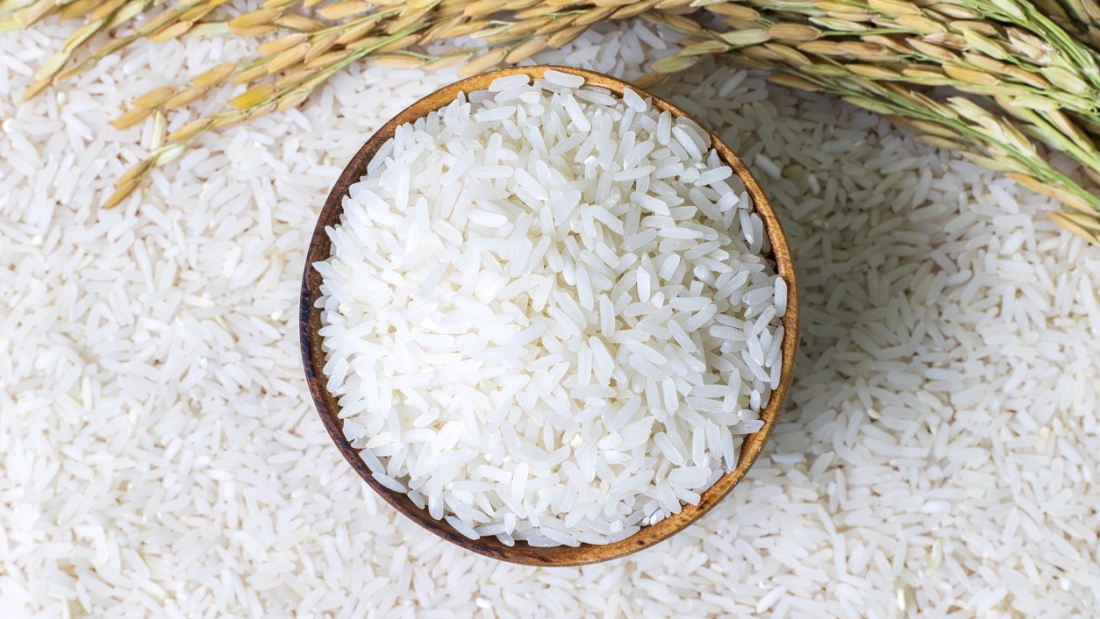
top-left (300, 65), bottom-right (799, 566)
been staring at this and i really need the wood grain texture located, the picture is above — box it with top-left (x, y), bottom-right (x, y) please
top-left (300, 65), bottom-right (800, 566)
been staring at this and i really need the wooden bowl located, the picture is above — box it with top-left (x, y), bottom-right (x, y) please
top-left (300, 65), bottom-right (799, 566)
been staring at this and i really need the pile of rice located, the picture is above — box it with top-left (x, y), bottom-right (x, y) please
top-left (314, 70), bottom-right (786, 547)
top-left (3, 10), bottom-right (1100, 618)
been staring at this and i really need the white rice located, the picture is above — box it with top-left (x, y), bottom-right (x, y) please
top-left (316, 72), bottom-right (785, 546)
top-left (4, 10), bottom-right (1100, 618)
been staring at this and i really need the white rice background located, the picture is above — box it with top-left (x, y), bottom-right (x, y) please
top-left (3, 10), bottom-right (1100, 619)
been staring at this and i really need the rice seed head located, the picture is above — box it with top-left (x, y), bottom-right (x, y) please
top-left (317, 0), bottom-right (371, 19)
top-left (1059, 210), bottom-right (1100, 233)
top-left (849, 64), bottom-right (901, 79)
top-left (501, 15), bottom-right (553, 37)
top-left (72, 0), bottom-right (118, 21)
top-left (103, 178), bottom-right (140, 208)
top-left (34, 50), bottom-right (72, 81)
top-left (346, 36), bottom-right (385, 50)
top-left (611, 1), bottom-right (658, 19)
top-left (337, 21), bottom-right (380, 46)
top-left (1010, 94), bottom-right (1057, 111)
top-left (149, 111), bottom-right (167, 151)
top-left (513, 5), bottom-right (558, 19)
top-left (739, 44), bottom-right (785, 62)
top-left (305, 32), bottom-right (339, 62)
top-left (548, 24), bottom-right (588, 48)
top-left (932, 3), bottom-right (978, 18)
top-left (179, 4), bottom-right (216, 22)
top-left (306, 50), bottom-right (349, 70)
top-left (989, 0), bottom-right (1024, 19)
top-left (424, 53), bottom-right (473, 71)
top-left (900, 67), bottom-right (951, 86)
top-left (720, 29), bottom-right (771, 47)
top-left (228, 7), bottom-right (281, 28)
top-left (457, 49), bottom-right (507, 76)
top-left (843, 96), bottom-right (896, 115)
top-left (274, 13), bottom-right (324, 31)
top-left (230, 84), bottom-right (276, 110)
top-left (944, 64), bottom-right (999, 86)
top-left (859, 34), bottom-right (910, 55)
top-left (234, 64), bottom-right (270, 85)
top-left (1007, 173), bottom-right (1096, 213)
top-left (248, 100), bottom-right (279, 120)
top-left (1040, 66), bottom-right (1090, 95)
top-left (275, 68), bottom-right (316, 89)
top-left (799, 40), bottom-right (844, 56)
top-left (445, 20), bottom-right (491, 38)
top-left (922, 32), bottom-right (967, 50)
top-left (906, 37), bottom-right (958, 63)
top-left (379, 33), bottom-right (421, 53)
top-left (258, 33), bottom-right (308, 56)
top-left (681, 40), bottom-right (730, 55)
top-left (896, 14), bottom-right (946, 35)
top-left (704, 3), bottom-right (759, 20)
top-left (960, 29), bottom-right (1008, 60)
top-left (1045, 109), bottom-right (1091, 146)
top-left (115, 159), bottom-right (151, 186)
top-left (276, 88), bottom-right (311, 111)
top-left (960, 151), bottom-right (1017, 172)
top-left (661, 13), bottom-right (703, 33)
top-left (164, 86), bottom-right (209, 110)
top-left (766, 23), bottom-right (822, 42)
top-left (808, 16), bottom-right (869, 33)
top-left (766, 73), bottom-right (822, 91)
top-left (20, 77), bottom-right (53, 101)
top-left (463, 0), bottom-right (500, 17)
top-left (631, 71), bottom-right (668, 89)
top-left (1006, 28), bottom-right (1051, 64)
top-left (21, 0), bottom-right (57, 29)
top-left (651, 53), bottom-right (700, 73)
top-left (228, 24), bottom-right (278, 37)
top-left (373, 53), bottom-right (425, 68)
top-left (167, 118), bottom-right (211, 142)
top-left (765, 43), bottom-right (812, 66)
top-left (505, 36), bottom-right (549, 63)
top-left (914, 134), bottom-right (968, 150)
top-left (268, 43), bottom-right (309, 73)
top-left (572, 7), bottom-right (616, 26)
top-left (104, 0), bottom-right (142, 28)
top-left (110, 106), bottom-right (154, 130)
top-left (135, 86), bottom-right (178, 108)
top-left (211, 112), bottom-right (247, 128)
top-left (185, 22), bottom-right (230, 39)
top-left (187, 63), bottom-right (235, 89)
top-left (148, 19), bottom-right (193, 43)
top-left (866, 0), bottom-right (919, 14)
top-left (1049, 211), bottom-right (1100, 242)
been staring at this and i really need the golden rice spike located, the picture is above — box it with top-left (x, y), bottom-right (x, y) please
top-left (166, 118), bottom-right (211, 142)
top-left (114, 159), bottom-right (151, 186)
top-left (457, 48), bottom-right (506, 76)
top-left (234, 64), bottom-right (270, 84)
top-left (258, 33), bottom-right (308, 56)
top-left (191, 62), bottom-right (237, 88)
top-left (135, 85), bottom-right (178, 108)
top-left (229, 84), bottom-right (275, 110)
top-left (103, 178), bottom-right (140, 208)
top-left (163, 86), bottom-right (209, 109)
top-left (110, 106), bottom-right (154, 130)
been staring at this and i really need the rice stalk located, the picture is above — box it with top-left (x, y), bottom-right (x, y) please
top-left (14, 0), bottom-right (1093, 237)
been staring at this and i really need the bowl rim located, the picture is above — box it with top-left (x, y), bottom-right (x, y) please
top-left (300, 65), bottom-right (799, 566)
